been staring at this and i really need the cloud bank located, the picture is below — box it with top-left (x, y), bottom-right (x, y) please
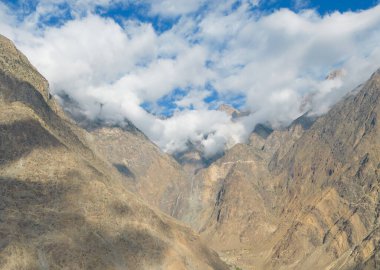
top-left (1, 0), bottom-right (380, 157)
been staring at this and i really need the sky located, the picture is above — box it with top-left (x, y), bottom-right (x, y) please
top-left (1, 0), bottom-right (380, 157)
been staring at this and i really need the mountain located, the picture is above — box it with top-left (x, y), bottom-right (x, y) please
top-left (4, 31), bottom-right (379, 270)
top-left (59, 93), bottom-right (192, 219)
top-left (180, 116), bottom-right (308, 268)
top-left (218, 104), bottom-right (240, 118)
top-left (0, 35), bottom-right (228, 270)
top-left (265, 69), bottom-right (380, 269)
top-left (67, 65), bottom-right (379, 270)
top-left (179, 69), bottom-right (380, 269)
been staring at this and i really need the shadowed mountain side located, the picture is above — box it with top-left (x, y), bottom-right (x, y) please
top-left (0, 120), bottom-right (62, 165)
top-left (0, 35), bottom-right (50, 101)
top-left (0, 34), bottom-right (228, 270)
top-left (0, 176), bottom-right (203, 269)
top-left (0, 70), bottom-right (94, 159)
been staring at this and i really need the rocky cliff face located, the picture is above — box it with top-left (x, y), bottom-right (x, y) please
top-left (0, 35), bottom-right (228, 270)
top-left (266, 69), bottom-right (380, 270)
top-left (181, 69), bottom-right (380, 269)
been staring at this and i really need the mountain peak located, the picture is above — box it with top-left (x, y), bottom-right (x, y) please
top-left (357, 67), bottom-right (380, 102)
top-left (0, 35), bottom-right (50, 101)
top-left (217, 104), bottom-right (240, 117)
top-left (369, 67), bottom-right (380, 82)
top-left (325, 69), bottom-right (345, 80)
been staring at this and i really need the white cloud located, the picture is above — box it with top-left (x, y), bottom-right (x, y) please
top-left (147, 0), bottom-right (206, 17)
top-left (1, 2), bottom-right (380, 157)
top-left (153, 109), bottom-right (248, 157)
top-left (175, 89), bottom-right (211, 110)
top-left (198, 5), bottom-right (380, 124)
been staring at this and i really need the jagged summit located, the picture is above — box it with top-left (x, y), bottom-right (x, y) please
top-left (0, 35), bottom-right (50, 101)
top-left (217, 104), bottom-right (250, 119)
top-left (217, 104), bottom-right (240, 117)
top-left (325, 69), bottom-right (345, 80)
top-left (370, 67), bottom-right (380, 81)
top-left (252, 123), bottom-right (273, 139)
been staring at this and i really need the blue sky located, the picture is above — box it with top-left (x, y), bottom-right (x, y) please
top-left (4, 0), bottom-right (380, 32)
top-left (259, 0), bottom-right (380, 14)
top-left (1, 0), bottom-right (380, 156)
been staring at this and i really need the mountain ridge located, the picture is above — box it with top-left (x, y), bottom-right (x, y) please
top-left (0, 34), bottom-right (228, 270)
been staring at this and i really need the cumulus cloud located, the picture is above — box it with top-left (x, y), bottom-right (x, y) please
top-left (1, 1), bottom-right (380, 157)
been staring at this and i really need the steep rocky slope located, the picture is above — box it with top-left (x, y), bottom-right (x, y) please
top-left (0, 35), bottom-right (228, 270)
top-left (184, 70), bottom-right (380, 269)
top-left (265, 69), bottom-right (380, 270)
top-left (90, 126), bottom-right (191, 218)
